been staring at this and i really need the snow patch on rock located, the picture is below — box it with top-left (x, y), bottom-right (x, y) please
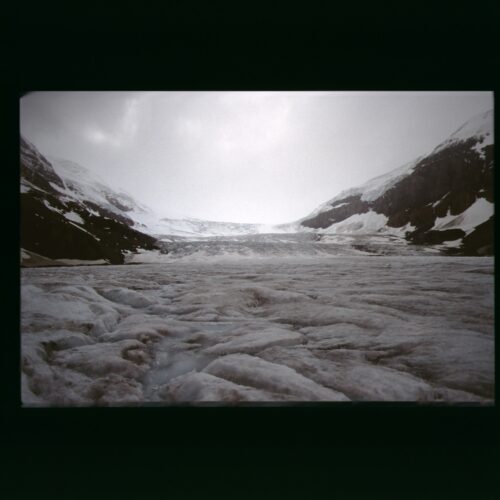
top-left (321, 210), bottom-right (389, 234)
top-left (63, 211), bottom-right (84, 224)
top-left (432, 198), bottom-right (493, 235)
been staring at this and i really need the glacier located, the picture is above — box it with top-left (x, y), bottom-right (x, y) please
top-left (21, 249), bottom-right (494, 405)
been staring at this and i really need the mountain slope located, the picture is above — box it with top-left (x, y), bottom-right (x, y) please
top-left (22, 140), bottom-right (282, 253)
top-left (21, 137), bottom-right (159, 265)
top-left (45, 158), bottom-right (280, 240)
top-left (300, 110), bottom-right (494, 255)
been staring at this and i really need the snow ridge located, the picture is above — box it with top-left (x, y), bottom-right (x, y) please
top-left (433, 109), bottom-right (493, 154)
top-left (48, 156), bottom-right (149, 217)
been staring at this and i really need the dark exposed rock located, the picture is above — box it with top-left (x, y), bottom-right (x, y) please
top-left (20, 137), bottom-right (65, 193)
top-left (461, 217), bottom-right (494, 256)
top-left (93, 203), bottom-right (135, 227)
top-left (409, 229), bottom-right (465, 246)
top-left (20, 138), bottom-right (159, 264)
top-left (21, 192), bottom-right (158, 264)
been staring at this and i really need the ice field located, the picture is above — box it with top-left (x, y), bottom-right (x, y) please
top-left (21, 244), bottom-right (494, 405)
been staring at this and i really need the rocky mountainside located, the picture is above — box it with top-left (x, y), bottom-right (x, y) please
top-left (300, 110), bottom-right (494, 255)
top-left (20, 137), bottom-right (159, 265)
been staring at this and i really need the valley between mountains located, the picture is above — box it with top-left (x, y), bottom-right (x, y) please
top-left (20, 109), bottom-right (494, 404)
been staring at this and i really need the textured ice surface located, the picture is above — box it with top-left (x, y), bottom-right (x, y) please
top-left (21, 256), bottom-right (494, 405)
top-left (126, 232), bottom-right (442, 265)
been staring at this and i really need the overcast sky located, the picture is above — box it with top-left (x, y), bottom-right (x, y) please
top-left (20, 91), bottom-right (493, 224)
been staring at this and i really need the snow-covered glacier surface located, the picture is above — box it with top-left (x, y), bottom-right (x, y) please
top-left (21, 255), bottom-right (494, 405)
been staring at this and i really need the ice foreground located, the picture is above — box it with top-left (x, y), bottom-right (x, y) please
top-left (21, 253), bottom-right (494, 405)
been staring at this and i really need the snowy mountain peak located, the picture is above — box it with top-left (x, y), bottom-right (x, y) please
top-left (343, 157), bottom-right (421, 204)
top-left (434, 109), bottom-right (493, 153)
top-left (300, 156), bottom-right (422, 223)
top-left (299, 109), bottom-right (493, 255)
top-left (46, 156), bottom-right (150, 217)
top-left (47, 156), bottom-right (96, 185)
top-left (303, 109), bottom-right (494, 225)
top-left (449, 109), bottom-right (493, 141)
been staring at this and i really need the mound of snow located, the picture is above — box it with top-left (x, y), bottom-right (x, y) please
top-left (63, 211), bottom-right (84, 224)
top-left (203, 353), bottom-right (350, 400)
top-left (99, 288), bottom-right (154, 308)
top-left (260, 346), bottom-right (437, 401)
top-left (100, 313), bottom-right (172, 343)
top-left (204, 326), bottom-right (305, 355)
top-left (22, 284), bottom-right (96, 322)
top-left (53, 339), bottom-right (150, 379)
top-left (160, 371), bottom-right (290, 402)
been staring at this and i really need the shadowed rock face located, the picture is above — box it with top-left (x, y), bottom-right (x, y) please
top-left (461, 217), bottom-right (494, 256)
top-left (20, 137), bottom-right (65, 193)
top-left (20, 138), bottom-right (158, 264)
top-left (301, 132), bottom-right (494, 256)
top-left (375, 140), bottom-right (493, 225)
